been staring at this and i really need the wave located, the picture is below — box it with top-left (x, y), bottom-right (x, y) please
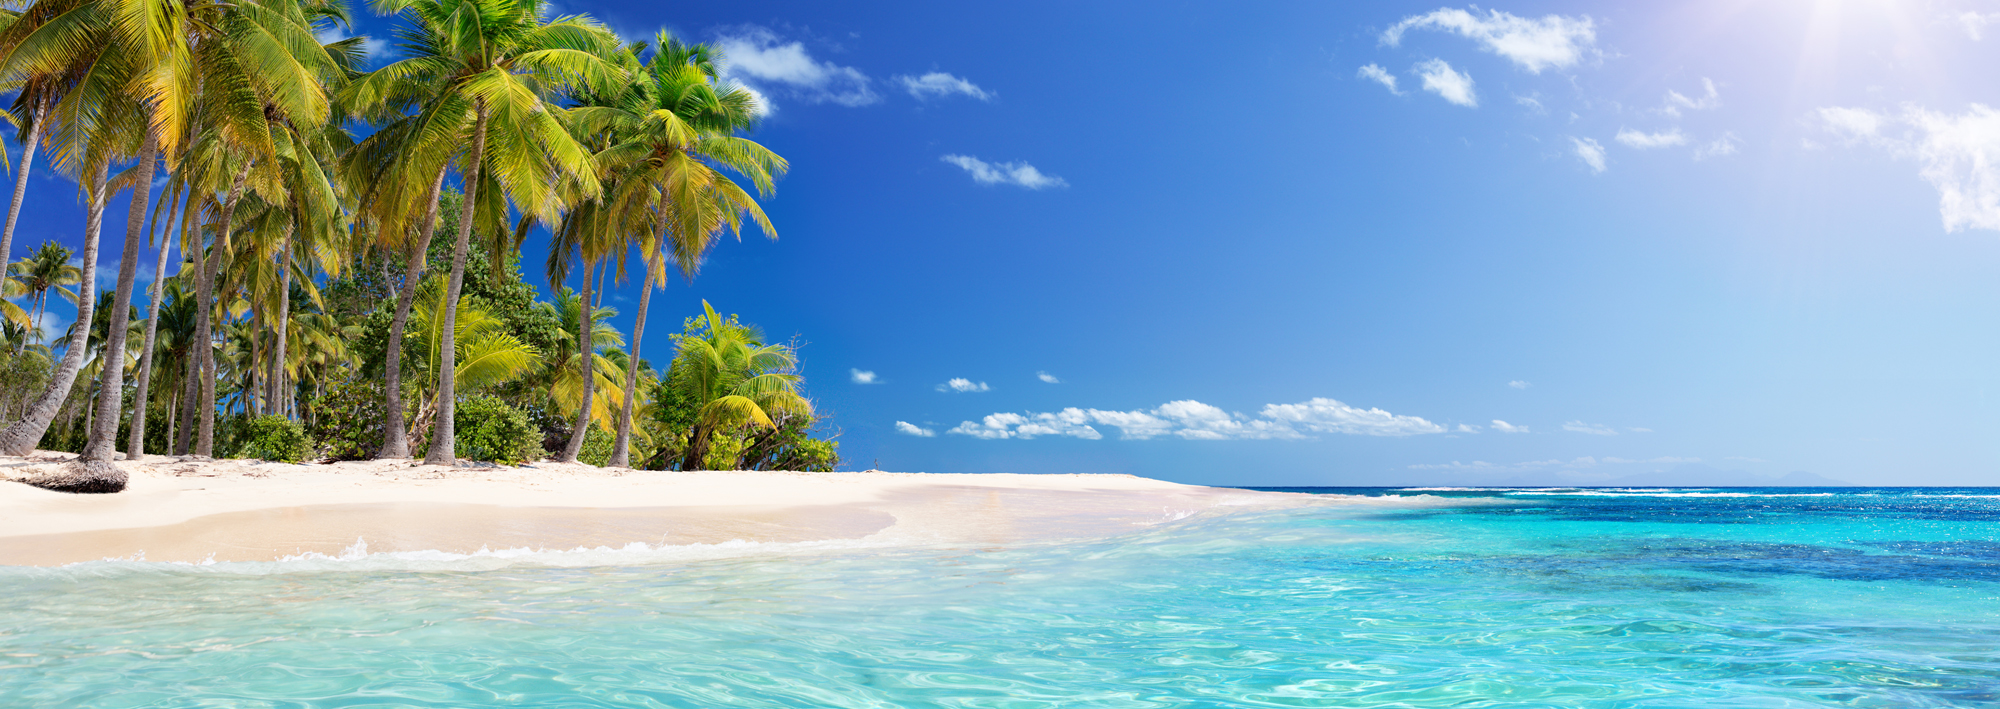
top-left (1506, 490), bottom-right (1838, 498)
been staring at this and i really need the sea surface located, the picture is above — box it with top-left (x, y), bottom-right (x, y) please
top-left (4, 486), bottom-right (1998, 708)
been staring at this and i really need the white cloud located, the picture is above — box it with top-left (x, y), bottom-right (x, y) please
top-left (940, 154), bottom-right (1068, 190)
top-left (937, 378), bottom-right (990, 393)
top-left (1456, 423), bottom-right (1481, 433)
top-left (1694, 132), bottom-right (1741, 160)
top-left (1819, 104), bottom-right (2000, 232)
top-left (1662, 78), bottom-right (1720, 117)
top-left (947, 397), bottom-right (1443, 441)
top-left (1615, 128), bottom-right (1688, 149)
top-left (714, 28), bottom-right (878, 109)
top-left (1382, 8), bottom-right (1597, 74)
top-left (850, 369), bottom-right (879, 384)
top-left (1571, 137), bottom-right (1606, 173)
top-left (894, 421), bottom-right (936, 437)
top-left (1508, 380), bottom-right (1530, 389)
top-left (1514, 94), bottom-right (1546, 114)
top-left (1959, 12), bottom-right (2000, 40)
top-left (1037, 371), bottom-right (1060, 384)
top-left (1415, 58), bottom-right (1477, 107)
top-left (897, 72), bottom-right (990, 101)
top-left (1562, 420), bottom-right (1619, 435)
top-left (1819, 106), bottom-right (1885, 139)
top-left (1490, 419), bottom-right (1529, 433)
top-left (1357, 63), bottom-right (1401, 94)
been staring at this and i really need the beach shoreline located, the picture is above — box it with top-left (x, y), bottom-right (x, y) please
top-left (0, 452), bottom-right (1306, 566)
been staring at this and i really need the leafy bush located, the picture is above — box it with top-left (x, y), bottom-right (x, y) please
top-left (455, 395), bottom-right (542, 465)
top-left (578, 425), bottom-right (615, 467)
top-left (768, 438), bottom-right (839, 472)
top-left (241, 415), bottom-right (312, 463)
top-left (306, 377), bottom-right (388, 460)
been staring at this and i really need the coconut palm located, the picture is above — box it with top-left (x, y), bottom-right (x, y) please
top-left (0, 144), bottom-right (107, 464)
top-left (573, 31), bottom-right (783, 467)
top-left (6, 240), bottom-right (77, 341)
top-left (668, 301), bottom-right (808, 471)
top-left (532, 284), bottom-right (622, 436)
top-left (403, 278), bottom-right (537, 447)
top-left (343, 0), bottom-right (618, 464)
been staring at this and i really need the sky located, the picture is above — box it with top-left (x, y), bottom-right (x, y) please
top-left (11, 0), bottom-right (2000, 486)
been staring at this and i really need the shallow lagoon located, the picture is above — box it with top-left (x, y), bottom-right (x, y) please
top-left (5, 487), bottom-right (1997, 707)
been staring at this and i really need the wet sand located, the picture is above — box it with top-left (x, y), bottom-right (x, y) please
top-left (0, 452), bottom-right (1301, 565)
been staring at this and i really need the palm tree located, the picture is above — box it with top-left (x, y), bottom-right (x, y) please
top-left (0, 146), bottom-right (108, 465)
top-left (123, 180), bottom-right (185, 458)
top-left (668, 301), bottom-right (809, 471)
top-left (402, 279), bottom-right (537, 447)
top-left (575, 32), bottom-right (784, 467)
top-left (344, 0), bottom-right (618, 464)
top-left (7, 240), bottom-right (78, 341)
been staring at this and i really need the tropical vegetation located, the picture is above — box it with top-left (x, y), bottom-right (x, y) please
top-left (0, 0), bottom-right (839, 492)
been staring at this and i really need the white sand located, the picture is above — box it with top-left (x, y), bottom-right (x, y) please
top-left (0, 452), bottom-right (1307, 566)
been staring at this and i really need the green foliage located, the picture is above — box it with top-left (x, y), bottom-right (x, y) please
top-left (0, 348), bottom-right (51, 421)
top-left (307, 376), bottom-right (389, 461)
top-left (242, 415), bottom-right (313, 463)
top-left (577, 425), bottom-right (615, 467)
top-left (454, 396), bottom-right (543, 465)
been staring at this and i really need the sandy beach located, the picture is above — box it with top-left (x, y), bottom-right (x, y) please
top-left (0, 452), bottom-right (1307, 566)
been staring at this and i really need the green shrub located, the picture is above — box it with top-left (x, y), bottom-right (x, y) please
top-left (306, 376), bottom-right (389, 461)
top-left (577, 425), bottom-right (615, 467)
top-left (455, 395), bottom-right (542, 465)
top-left (241, 415), bottom-right (312, 463)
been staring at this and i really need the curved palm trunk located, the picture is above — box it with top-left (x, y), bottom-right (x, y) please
top-left (559, 263), bottom-right (597, 463)
top-left (0, 157), bottom-right (108, 459)
top-left (423, 109), bottom-right (490, 466)
top-left (377, 164), bottom-right (448, 459)
top-left (82, 135), bottom-right (160, 462)
top-left (608, 253), bottom-right (661, 468)
top-left (125, 182), bottom-right (182, 459)
top-left (0, 95), bottom-right (48, 267)
top-left (196, 164), bottom-right (253, 457)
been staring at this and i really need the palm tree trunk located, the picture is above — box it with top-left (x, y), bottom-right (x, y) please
top-left (82, 134), bottom-right (160, 462)
top-left (376, 163), bottom-right (447, 460)
top-left (0, 94), bottom-right (47, 267)
top-left (196, 163), bottom-right (252, 457)
top-left (423, 109), bottom-right (491, 466)
top-left (269, 229), bottom-right (291, 419)
top-left (0, 155), bottom-right (109, 457)
top-left (608, 252), bottom-right (662, 468)
top-left (126, 184), bottom-right (182, 459)
top-left (163, 389), bottom-right (177, 454)
top-left (560, 262), bottom-right (597, 463)
top-left (174, 353), bottom-right (195, 454)
top-left (679, 423), bottom-right (710, 472)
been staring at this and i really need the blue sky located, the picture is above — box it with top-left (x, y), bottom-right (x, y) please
top-left (14, 0), bottom-right (2000, 485)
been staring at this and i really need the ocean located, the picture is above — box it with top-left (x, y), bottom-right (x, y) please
top-left (4, 487), bottom-right (1997, 707)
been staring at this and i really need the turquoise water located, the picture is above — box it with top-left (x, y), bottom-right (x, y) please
top-left (4, 487), bottom-right (1999, 707)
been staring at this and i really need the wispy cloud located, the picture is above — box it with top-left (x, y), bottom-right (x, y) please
top-left (1037, 371), bottom-right (1060, 384)
top-left (1694, 132), bottom-right (1740, 160)
top-left (894, 421), bottom-right (936, 437)
top-left (1508, 380), bottom-right (1530, 389)
top-left (1382, 8), bottom-right (1597, 74)
top-left (1562, 420), bottom-right (1619, 435)
top-left (1571, 136), bottom-right (1606, 174)
top-left (941, 155), bottom-right (1068, 189)
top-left (937, 378), bottom-right (990, 393)
top-left (316, 27), bottom-right (389, 66)
top-left (946, 397), bottom-right (1443, 441)
top-left (1662, 78), bottom-right (1720, 117)
top-left (897, 72), bottom-right (990, 101)
top-left (1456, 423), bottom-right (1481, 433)
top-left (1615, 128), bottom-right (1688, 149)
top-left (713, 27), bottom-right (878, 110)
top-left (1817, 104), bottom-right (2000, 232)
top-left (1415, 58), bottom-right (1476, 107)
top-left (1490, 419), bottom-right (1529, 433)
top-left (850, 369), bottom-right (880, 384)
top-left (1959, 12), bottom-right (2000, 41)
top-left (1357, 63), bottom-right (1401, 94)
